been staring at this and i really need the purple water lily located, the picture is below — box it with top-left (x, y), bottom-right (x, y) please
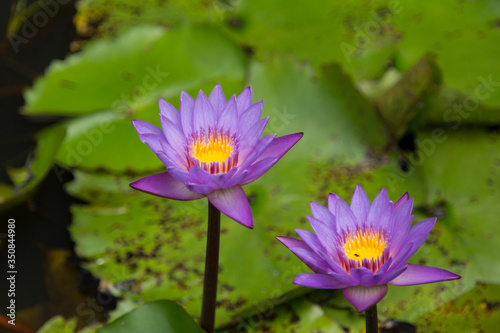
top-left (130, 84), bottom-right (303, 228)
top-left (277, 186), bottom-right (460, 312)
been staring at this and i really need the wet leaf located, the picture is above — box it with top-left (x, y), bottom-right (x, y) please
top-left (97, 300), bottom-right (203, 333)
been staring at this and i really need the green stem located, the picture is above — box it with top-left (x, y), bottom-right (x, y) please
top-left (200, 202), bottom-right (221, 333)
top-left (365, 303), bottom-right (378, 333)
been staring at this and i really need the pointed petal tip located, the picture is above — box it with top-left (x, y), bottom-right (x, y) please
top-left (293, 273), bottom-right (346, 289)
top-left (129, 173), bottom-right (204, 201)
top-left (207, 186), bottom-right (254, 229)
top-left (389, 264), bottom-right (461, 286)
top-left (342, 285), bottom-right (388, 312)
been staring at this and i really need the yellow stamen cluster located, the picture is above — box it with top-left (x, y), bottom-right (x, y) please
top-left (341, 228), bottom-right (387, 273)
top-left (188, 130), bottom-right (236, 174)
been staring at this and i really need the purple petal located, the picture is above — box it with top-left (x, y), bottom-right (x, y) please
top-left (335, 196), bottom-right (358, 233)
top-left (180, 91), bottom-right (195, 136)
top-left (350, 267), bottom-right (376, 286)
top-left (394, 192), bottom-right (409, 209)
top-left (166, 166), bottom-right (192, 183)
top-left (378, 202), bottom-right (394, 230)
top-left (222, 169), bottom-right (250, 188)
top-left (162, 118), bottom-right (187, 158)
top-left (293, 273), bottom-right (346, 289)
top-left (404, 217), bottom-right (437, 258)
top-left (218, 95), bottom-right (238, 133)
top-left (239, 134), bottom-right (276, 171)
top-left (159, 140), bottom-right (188, 171)
top-left (276, 236), bottom-right (308, 250)
top-left (329, 271), bottom-right (359, 286)
top-left (251, 132), bottom-right (303, 164)
top-left (238, 101), bottom-right (263, 135)
top-left (186, 182), bottom-right (216, 195)
top-left (388, 214), bottom-right (414, 255)
top-left (317, 250), bottom-right (345, 274)
top-left (389, 264), bottom-right (461, 286)
top-left (159, 99), bottom-right (181, 128)
top-left (130, 172), bottom-right (204, 201)
top-left (366, 188), bottom-right (389, 225)
top-left (238, 117), bottom-right (270, 160)
top-left (132, 119), bottom-right (163, 136)
top-left (193, 90), bottom-right (216, 133)
top-left (377, 265), bottom-right (408, 285)
top-left (290, 247), bottom-right (329, 273)
top-left (369, 257), bottom-right (394, 285)
top-left (207, 185), bottom-right (253, 228)
top-left (186, 166), bottom-right (218, 192)
top-left (135, 133), bottom-right (164, 156)
top-left (208, 83), bottom-right (226, 115)
top-left (342, 285), bottom-right (388, 312)
top-left (277, 236), bottom-right (328, 273)
top-left (307, 216), bottom-right (337, 255)
top-left (295, 229), bottom-right (327, 256)
top-left (310, 202), bottom-right (336, 228)
top-left (350, 185), bottom-right (371, 223)
top-left (388, 241), bottom-right (414, 270)
top-left (236, 86), bottom-right (252, 114)
top-left (392, 198), bottom-right (414, 227)
top-left (241, 157), bottom-right (277, 185)
top-left (328, 193), bottom-right (340, 216)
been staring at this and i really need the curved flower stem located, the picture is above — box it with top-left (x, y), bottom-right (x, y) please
top-left (200, 202), bottom-right (221, 333)
top-left (365, 304), bottom-right (378, 333)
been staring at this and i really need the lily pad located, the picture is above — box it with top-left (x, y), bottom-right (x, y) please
top-left (97, 300), bottom-right (204, 333)
top-left (380, 130), bottom-right (500, 323)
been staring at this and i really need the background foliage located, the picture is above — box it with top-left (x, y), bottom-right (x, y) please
top-left (2, 0), bottom-right (500, 332)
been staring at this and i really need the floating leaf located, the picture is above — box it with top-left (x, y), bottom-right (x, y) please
top-left (97, 300), bottom-right (203, 333)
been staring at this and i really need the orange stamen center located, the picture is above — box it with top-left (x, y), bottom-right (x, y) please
top-left (187, 129), bottom-right (237, 174)
top-left (341, 228), bottom-right (387, 273)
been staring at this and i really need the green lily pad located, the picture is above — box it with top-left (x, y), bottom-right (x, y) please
top-left (392, 0), bottom-right (500, 108)
top-left (380, 130), bottom-right (500, 323)
top-left (97, 300), bottom-right (203, 333)
top-left (36, 316), bottom-right (100, 333)
top-left (36, 316), bottom-right (78, 333)
top-left (417, 283), bottom-right (500, 332)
